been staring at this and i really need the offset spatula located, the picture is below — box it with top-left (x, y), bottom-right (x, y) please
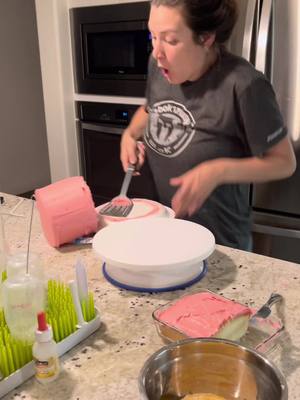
top-left (99, 163), bottom-right (135, 217)
top-left (251, 292), bottom-right (283, 319)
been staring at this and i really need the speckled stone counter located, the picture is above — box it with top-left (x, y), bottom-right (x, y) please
top-left (1, 193), bottom-right (300, 400)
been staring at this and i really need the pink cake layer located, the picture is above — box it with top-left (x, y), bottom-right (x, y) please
top-left (35, 176), bottom-right (98, 247)
top-left (157, 292), bottom-right (251, 338)
top-left (100, 198), bottom-right (166, 224)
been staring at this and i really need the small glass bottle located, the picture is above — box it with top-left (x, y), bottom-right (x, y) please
top-left (33, 311), bottom-right (60, 383)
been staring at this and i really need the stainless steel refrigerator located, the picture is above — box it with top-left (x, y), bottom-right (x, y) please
top-left (227, 0), bottom-right (300, 263)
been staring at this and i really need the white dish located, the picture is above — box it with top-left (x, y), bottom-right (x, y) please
top-left (93, 218), bottom-right (215, 289)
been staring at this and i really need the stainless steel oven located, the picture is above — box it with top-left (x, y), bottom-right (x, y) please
top-left (77, 102), bottom-right (158, 206)
top-left (70, 2), bottom-right (151, 96)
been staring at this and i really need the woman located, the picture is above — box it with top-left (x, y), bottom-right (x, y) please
top-left (120, 0), bottom-right (296, 250)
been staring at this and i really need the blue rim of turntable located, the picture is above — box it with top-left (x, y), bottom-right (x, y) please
top-left (102, 260), bottom-right (208, 293)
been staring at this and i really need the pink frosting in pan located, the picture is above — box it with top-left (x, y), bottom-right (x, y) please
top-left (35, 176), bottom-right (98, 247)
top-left (157, 292), bottom-right (251, 337)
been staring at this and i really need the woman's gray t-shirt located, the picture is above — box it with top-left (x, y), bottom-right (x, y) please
top-left (144, 50), bottom-right (287, 250)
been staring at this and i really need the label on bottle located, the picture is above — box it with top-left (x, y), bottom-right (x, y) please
top-left (34, 356), bottom-right (59, 380)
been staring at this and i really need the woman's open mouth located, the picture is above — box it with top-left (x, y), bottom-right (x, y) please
top-left (161, 68), bottom-right (170, 78)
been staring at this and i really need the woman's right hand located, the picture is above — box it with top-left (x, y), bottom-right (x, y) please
top-left (120, 129), bottom-right (145, 172)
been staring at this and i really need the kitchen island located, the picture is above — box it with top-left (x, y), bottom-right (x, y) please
top-left (1, 193), bottom-right (300, 400)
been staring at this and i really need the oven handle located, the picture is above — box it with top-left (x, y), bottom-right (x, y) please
top-left (81, 122), bottom-right (124, 136)
top-left (252, 223), bottom-right (300, 239)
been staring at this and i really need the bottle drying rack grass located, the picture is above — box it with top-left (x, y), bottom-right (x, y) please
top-left (0, 279), bottom-right (100, 393)
top-left (0, 309), bottom-right (33, 378)
top-left (47, 280), bottom-right (95, 343)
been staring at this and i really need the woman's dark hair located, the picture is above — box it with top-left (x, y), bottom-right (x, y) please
top-left (150, 0), bottom-right (238, 44)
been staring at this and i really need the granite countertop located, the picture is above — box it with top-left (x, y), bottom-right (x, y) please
top-left (1, 193), bottom-right (300, 400)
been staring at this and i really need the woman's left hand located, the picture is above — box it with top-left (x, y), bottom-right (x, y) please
top-left (170, 136), bottom-right (296, 217)
top-left (170, 161), bottom-right (221, 217)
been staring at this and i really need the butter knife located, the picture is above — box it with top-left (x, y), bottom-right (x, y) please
top-left (251, 293), bottom-right (283, 319)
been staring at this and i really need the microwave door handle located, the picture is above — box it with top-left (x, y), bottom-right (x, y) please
top-left (255, 0), bottom-right (274, 75)
top-left (81, 122), bottom-right (123, 136)
top-left (242, 0), bottom-right (258, 61)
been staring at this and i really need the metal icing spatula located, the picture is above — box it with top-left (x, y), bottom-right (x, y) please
top-left (99, 163), bottom-right (135, 217)
top-left (251, 292), bottom-right (283, 319)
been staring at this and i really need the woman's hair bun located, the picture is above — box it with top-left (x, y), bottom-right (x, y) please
top-left (151, 0), bottom-right (238, 44)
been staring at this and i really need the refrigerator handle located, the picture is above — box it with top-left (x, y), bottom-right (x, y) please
top-left (255, 0), bottom-right (274, 75)
top-left (242, 0), bottom-right (258, 61)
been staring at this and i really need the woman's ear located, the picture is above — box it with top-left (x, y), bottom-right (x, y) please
top-left (199, 32), bottom-right (216, 48)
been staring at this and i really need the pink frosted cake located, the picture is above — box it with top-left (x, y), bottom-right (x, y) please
top-left (155, 292), bottom-right (251, 341)
top-left (35, 176), bottom-right (98, 247)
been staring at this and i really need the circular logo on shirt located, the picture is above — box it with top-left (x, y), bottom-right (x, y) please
top-left (145, 101), bottom-right (196, 157)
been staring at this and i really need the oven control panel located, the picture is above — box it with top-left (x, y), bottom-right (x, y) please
top-left (78, 102), bottom-right (139, 126)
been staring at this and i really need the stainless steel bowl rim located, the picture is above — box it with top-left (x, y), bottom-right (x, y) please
top-left (138, 337), bottom-right (288, 399)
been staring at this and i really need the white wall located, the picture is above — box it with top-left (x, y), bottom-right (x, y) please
top-left (0, 1), bottom-right (51, 195)
top-left (35, 0), bottom-right (146, 183)
top-left (35, 0), bottom-right (78, 182)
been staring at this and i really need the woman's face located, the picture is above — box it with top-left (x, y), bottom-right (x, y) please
top-left (148, 5), bottom-right (214, 84)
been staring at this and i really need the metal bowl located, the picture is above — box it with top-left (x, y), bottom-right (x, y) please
top-left (139, 338), bottom-right (287, 400)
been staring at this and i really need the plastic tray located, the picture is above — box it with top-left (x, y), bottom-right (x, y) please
top-left (0, 311), bottom-right (101, 398)
top-left (153, 291), bottom-right (284, 354)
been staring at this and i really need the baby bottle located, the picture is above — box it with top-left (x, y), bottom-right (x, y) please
top-left (2, 255), bottom-right (45, 343)
top-left (6, 252), bottom-right (44, 282)
top-left (0, 212), bottom-right (8, 307)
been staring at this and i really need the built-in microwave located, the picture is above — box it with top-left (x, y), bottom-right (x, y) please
top-left (70, 2), bottom-right (151, 97)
